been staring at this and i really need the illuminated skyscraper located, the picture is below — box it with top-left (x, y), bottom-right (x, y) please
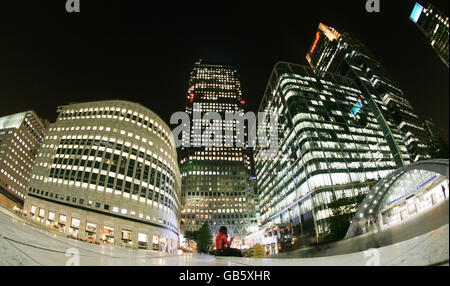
top-left (255, 62), bottom-right (406, 244)
top-left (306, 23), bottom-right (431, 162)
top-left (0, 111), bottom-right (46, 211)
top-left (179, 60), bottom-right (258, 245)
top-left (410, 2), bottom-right (449, 68)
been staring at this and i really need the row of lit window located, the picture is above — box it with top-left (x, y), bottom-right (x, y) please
top-left (58, 108), bottom-right (173, 149)
top-left (28, 188), bottom-right (177, 230)
top-left (42, 131), bottom-right (177, 173)
top-left (29, 204), bottom-right (177, 236)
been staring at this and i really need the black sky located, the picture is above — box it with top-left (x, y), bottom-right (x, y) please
top-left (0, 0), bottom-right (448, 139)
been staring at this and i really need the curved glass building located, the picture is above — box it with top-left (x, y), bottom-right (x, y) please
top-left (24, 100), bottom-right (181, 252)
top-left (346, 159), bottom-right (449, 238)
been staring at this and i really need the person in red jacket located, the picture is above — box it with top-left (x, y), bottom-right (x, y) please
top-left (214, 226), bottom-right (242, 257)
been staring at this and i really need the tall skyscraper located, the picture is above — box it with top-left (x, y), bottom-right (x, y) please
top-left (423, 118), bottom-right (448, 158)
top-left (24, 101), bottom-right (181, 251)
top-left (410, 2), bottom-right (449, 68)
top-left (255, 62), bottom-right (405, 244)
top-left (0, 111), bottom-right (46, 211)
top-left (179, 60), bottom-right (258, 244)
top-left (306, 23), bottom-right (430, 162)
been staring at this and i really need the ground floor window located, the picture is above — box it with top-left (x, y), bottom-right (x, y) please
top-left (102, 226), bottom-right (115, 244)
top-left (138, 233), bottom-right (147, 249)
top-left (70, 218), bottom-right (80, 239)
top-left (122, 230), bottom-right (133, 246)
top-left (152, 235), bottom-right (159, 250)
top-left (86, 222), bottom-right (97, 243)
top-left (47, 211), bottom-right (56, 227)
top-left (58, 214), bottom-right (67, 233)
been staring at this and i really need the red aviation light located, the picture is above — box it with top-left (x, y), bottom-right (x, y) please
top-left (310, 31), bottom-right (321, 54)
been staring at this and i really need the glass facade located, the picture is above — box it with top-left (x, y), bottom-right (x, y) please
top-left (24, 100), bottom-right (181, 252)
top-left (180, 60), bottom-right (258, 243)
top-left (254, 62), bottom-right (403, 243)
top-left (347, 159), bottom-right (449, 237)
top-left (306, 23), bottom-right (429, 162)
top-left (411, 2), bottom-right (449, 68)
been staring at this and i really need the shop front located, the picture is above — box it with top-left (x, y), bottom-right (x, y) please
top-left (58, 214), bottom-right (67, 233)
top-left (121, 229), bottom-right (133, 247)
top-left (138, 233), bottom-right (147, 249)
top-left (86, 222), bottom-right (97, 243)
top-left (37, 208), bottom-right (45, 223)
top-left (101, 226), bottom-right (115, 244)
top-left (152, 235), bottom-right (160, 251)
top-left (380, 178), bottom-right (448, 228)
top-left (46, 211), bottom-right (57, 229)
top-left (30, 205), bottom-right (36, 220)
top-left (70, 218), bottom-right (80, 239)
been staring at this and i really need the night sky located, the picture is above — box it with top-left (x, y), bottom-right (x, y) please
top-left (0, 0), bottom-right (448, 139)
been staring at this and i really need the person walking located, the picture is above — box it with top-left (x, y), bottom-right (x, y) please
top-left (214, 226), bottom-right (242, 257)
top-left (442, 185), bottom-right (447, 199)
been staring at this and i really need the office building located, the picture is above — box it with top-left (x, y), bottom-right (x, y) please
top-left (179, 60), bottom-right (258, 245)
top-left (254, 62), bottom-right (408, 244)
top-left (424, 119), bottom-right (448, 158)
top-left (410, 2), bottom-right (449, 67)
top-left (306, 23), bottom-right (430, 162)
top-left (0, 111), bottom-right (46, 211)
top-left (24, 100), bottom-right (181, 252)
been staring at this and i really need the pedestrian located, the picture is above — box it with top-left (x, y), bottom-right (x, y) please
top-left (442, 185), bottom-right (447, 199)
top-left (214, 226), bottom-right (242, 257)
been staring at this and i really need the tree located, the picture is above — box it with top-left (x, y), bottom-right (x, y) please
top-left (183, 230), bottom-right (198, 242)
top-left (196, 223), bottom-right (213, 253)
top-left (326, 193), bottom-right (365, 242)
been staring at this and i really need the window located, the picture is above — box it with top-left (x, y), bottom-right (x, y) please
top-left (138, 233), bottom-right (147, 242)
top-left (71, 218), bottom-right (80, 228)
top-left (122, 230), bottom-right (132, 243)
top-left (59, 215), bottom-right (67, 223)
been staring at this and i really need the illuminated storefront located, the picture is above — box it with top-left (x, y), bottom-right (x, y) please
top-left (380, 172), bottom-right (447, 228)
